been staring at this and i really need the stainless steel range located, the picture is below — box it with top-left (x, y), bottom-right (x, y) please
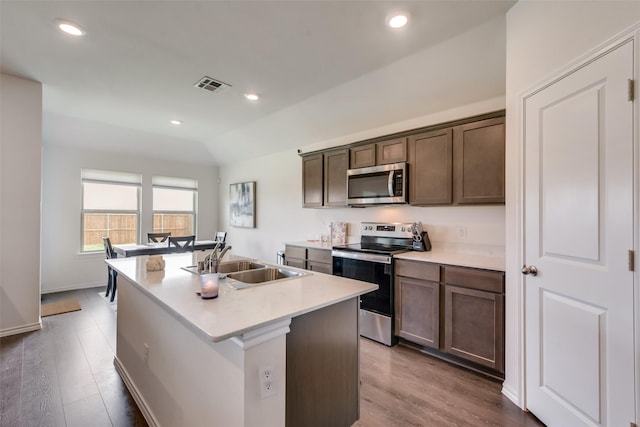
top-left (332, 222), bottom-right (414, 346)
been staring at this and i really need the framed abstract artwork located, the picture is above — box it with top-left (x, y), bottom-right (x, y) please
top-left (229, 181), bottom-right (255, 228)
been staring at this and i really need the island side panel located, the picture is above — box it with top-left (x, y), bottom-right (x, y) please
top-left (286, 297), bottom-right (359, 427)
top-left (115, 275), bottom-right (287, 427)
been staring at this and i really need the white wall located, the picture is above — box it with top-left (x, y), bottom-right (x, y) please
top-left (504, 0), bottom-right (640, 409)
top-left (220, 98), bottom-right (507, 265)
top-left (40, 144), bottom-right (219, 293)
top-left (0, 73), bottom-right (42, 336)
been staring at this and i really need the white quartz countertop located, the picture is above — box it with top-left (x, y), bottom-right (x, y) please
top-left (286, 241), bottom-right (505, 271)
top-left (394, 249), bottom-right (505, 271)
top-left (284, 241), bottom-right (333, 250)
top-left (106, 253), bottom-right (377, 343)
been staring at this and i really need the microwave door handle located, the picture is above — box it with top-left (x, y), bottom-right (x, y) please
top-left (388, 171), bottom-right (394, 197)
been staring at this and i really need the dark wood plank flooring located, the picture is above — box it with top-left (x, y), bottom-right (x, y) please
top-left (1, 287), bottom-right (544, 427)
top-left (0, 287), bottom-right (146, 427)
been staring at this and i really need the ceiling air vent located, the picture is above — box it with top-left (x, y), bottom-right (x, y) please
top-left (194, 76), bottom-right (231, 93)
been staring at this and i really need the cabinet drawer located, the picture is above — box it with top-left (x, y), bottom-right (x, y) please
top-left (285, 246), bottom-right (307, 260)
top-left (443, 266), bottom-right (504, 294)
top-left (395, 260), bottom-right (440, 282)
top-left (307, 261), bottom-right (332, 275)
top-left (286, 258), bottom-right (306, 270)
top-left (307, 248), bottom-right (332, 264)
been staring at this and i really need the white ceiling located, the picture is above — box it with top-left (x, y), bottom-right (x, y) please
top-left (0, 1), bottom-right (514, 165)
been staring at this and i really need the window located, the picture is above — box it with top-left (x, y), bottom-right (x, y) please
top-left (152, 176), bottom-right (198, 237)
top-left (81, 169), bottom-right (141, 252)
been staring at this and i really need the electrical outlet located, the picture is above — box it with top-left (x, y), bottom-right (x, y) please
top-left (143, 343), bottom-right (150, 367)
top-left (259, 366), bottom-right (277, 399)
top-left (457, 226), bottom-right (467, 241)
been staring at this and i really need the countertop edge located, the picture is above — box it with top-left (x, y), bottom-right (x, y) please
top-left (107, 255), bottom-right (377, 343)
top-left (394, 251), bottom-right (505, 272)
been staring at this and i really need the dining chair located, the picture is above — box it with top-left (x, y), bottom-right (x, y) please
top-left (102, 236), bottom-right (118, 302)
top-left (148, 232), bottom-right (171, 243)
top-left (214, 231), bottom-right (227, 249)
top-left (168, 235), bottom-right (196, 252)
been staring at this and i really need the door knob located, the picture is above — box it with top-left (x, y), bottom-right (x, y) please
top-left (521, 265), bottom-right (538, 276)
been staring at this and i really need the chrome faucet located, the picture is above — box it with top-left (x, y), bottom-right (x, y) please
top-left (203, 243), bottom-right (232, 273)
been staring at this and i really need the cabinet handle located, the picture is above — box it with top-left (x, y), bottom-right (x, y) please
top-left (521, 265), bottom-right (538, 276)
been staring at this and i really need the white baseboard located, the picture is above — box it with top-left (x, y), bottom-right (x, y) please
top-left (501, 384), bottom-right (523, 409)
top-left (113, 356), bottom-right (158, 427)
top-left (0, 321), bottom-right (41, 338)
top-left (41, 282), bottom-right (105, 294)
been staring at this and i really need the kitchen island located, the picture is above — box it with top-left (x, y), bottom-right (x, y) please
top-left (107, 253), bottom-right (377, 427)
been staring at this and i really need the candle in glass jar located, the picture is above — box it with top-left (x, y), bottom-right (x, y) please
top-left (200, 274), bottom-right (219, 299)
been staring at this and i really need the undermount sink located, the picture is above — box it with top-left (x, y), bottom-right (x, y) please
top-left (217, 260), bottom-right (266, 273)
top-left (226, 267), bottom-right (310, 289)
top-left (182, 260), bottom-right (310, 289)
top-left (181, 260), bottom-right (266, 275)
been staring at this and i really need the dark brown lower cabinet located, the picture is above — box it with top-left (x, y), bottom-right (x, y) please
top-left (443, 284), bottom-right (504, 372)
top-left (285, 245), bottom-right (307, 269)
top-left (396, 276), bottom-right (439, 348)
top-left (284, 245), bottom-right (332, 274)
top-left (394, 260), bottom-right (505, 377)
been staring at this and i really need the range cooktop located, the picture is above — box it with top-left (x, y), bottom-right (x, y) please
top-left (332, 222), bottom-right (415, 256)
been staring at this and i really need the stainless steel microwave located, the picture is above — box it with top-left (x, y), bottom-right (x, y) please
top-left (347, 162), bottom-right (408, 206)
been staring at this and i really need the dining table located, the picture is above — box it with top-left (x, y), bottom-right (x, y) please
top-left (112, 240), bottom-right (219, 257)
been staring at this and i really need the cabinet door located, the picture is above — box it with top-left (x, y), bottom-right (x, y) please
top-left (453, 117), bottom-right (505, 204)
top-left (408, 128), bottom-right (453, 205)
top-left (350, 144), bottom-right (376, 169)
top-left (302, 154), bottom-right (323, 208)
top-left (395, 276), bottom-right (440, 349)
top-left (443, 285), bottom-right (504, 372)
top-left (324, 149), bottom-right (349, 207)
top-left (377, 137), bottom-right (407, 164)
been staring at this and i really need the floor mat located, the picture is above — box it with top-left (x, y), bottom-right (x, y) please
top-left (41, 299), bottom-right (81, 317)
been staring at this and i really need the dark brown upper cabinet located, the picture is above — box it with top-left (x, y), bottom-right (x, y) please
top-left (323, 148), bottom-right (349, 207)
top-left (350, 144), bottom-right (376, 169)
top-left (376, 137), bottom-right (407, 165)
top-left (408, 128), bottom-right (453, 205)
top-left (302, 153), bottom-right (324, 208)
top-left (349, 137), bottom-right (407, 169)
top-left (302, 149), bottom-right (349, 208)
top-left (453, 117), bottom-right (505, 204)
top-left (302, 111), bottom-right (504, 208)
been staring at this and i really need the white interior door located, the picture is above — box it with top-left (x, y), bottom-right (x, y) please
top-left (523, 39), bottom-right (635, 426)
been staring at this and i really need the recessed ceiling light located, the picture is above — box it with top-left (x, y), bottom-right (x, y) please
top-left (387, 13), bottom-right (409, 29)
top-left (244, 93), bottom-right (260, 101)
top-left (170, 120), bottom-right (182, 125)
top-left (55, 19), bottom-right (86, 36)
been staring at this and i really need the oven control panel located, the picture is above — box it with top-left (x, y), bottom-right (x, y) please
top-left (360, 222), bottom-right (414, 238)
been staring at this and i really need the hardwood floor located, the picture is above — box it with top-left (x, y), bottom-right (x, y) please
top-left (356, 339), bottom-right (544, 427)
top-left (0, 287), bottom-right (146, 427)
top-left (1, 287), bottom-right (544, 427)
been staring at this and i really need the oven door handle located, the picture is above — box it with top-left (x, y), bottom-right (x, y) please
top-left (332, 250), bottom-right (392, 264)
